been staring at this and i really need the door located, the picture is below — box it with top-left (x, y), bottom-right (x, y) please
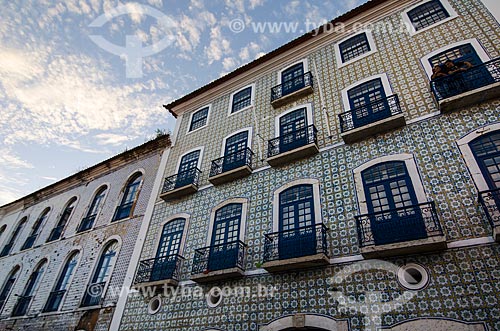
top-left (209, 204), bottom-right (242, 271)
top-left (151, 219), bottom-right (185, 281)
top-left (222, 131), bottom-right (248, 172)
top-left (281, 63), bottom-right (305, 96)
top-left (347, 78), bottom-right (390, 128)
top-left (176, 150), bottom-right (200, 188)
top-left (278, 185), bottom-right (316, 259)
top-left (362, 162), bottom-right (427, 245)
top-left (279, 108), bottom-right (308, 153)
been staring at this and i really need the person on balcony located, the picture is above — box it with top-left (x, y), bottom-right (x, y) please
top-left (443, 59), bottom-right (473, 75)
top-left (431, 65), bottom-right (448, 80)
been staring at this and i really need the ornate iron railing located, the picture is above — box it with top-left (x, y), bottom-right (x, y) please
top-left (431, 58), bottom-right (500, 101)
top-left (191, 240), bottom-right (246, 274)
top-left (338, 94), bottom-right (402, 132)
top-left (268, 125), bottom-right (318, 158)
top-left (112, 202), bottom-right (134, 221)
top-left (209, 147), bottom-right (254, 177)
top-left (271, 72), bottom-right (313, 102)
top-left (77, 215), bottom-right (97, 232)
top-left (11, 295), bottom-right (32, 316)
top-left (0, 243), bottom-right (13, 257)
top-left (43, 290), bottom-right (66, 312)
top-left (46, 225), bottom-right (64, 242)
top-left (135, 255), bottom-right (184, 284)
top-left (162, 168), bottom-right (202, 193)
top-left (263, 224), bottom-right (329, 262)
top-left (81, 281), bottom-right (106, 307)
top-left (478, 188), bottom-right (500, 230)
top-left (21, 235), bottom-right (38, 250)
top-left (355, 201), bottom-right (443, 247)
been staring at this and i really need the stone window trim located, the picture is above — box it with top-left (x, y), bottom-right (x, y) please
top-left (274, 103), bottom-right (314, 137)
top-left (271, 178), bottom-right (323, 232)
top-left (153, 213), bottom-right (191, 257)
top-left (205, 198), bottom-right (249, 246)
top-left (276, 58), bottom-right (309, 85)
top-left (401, 0), bottom-right (458, 36)
top-left (340, 73), bottom-right (394, 112)
top-left (227, 83), bottom-right (256, 116)
top-left (353, 154), bottom-right (428, 214)
top-left (220, 127), bottom-right (254, 157)
top-left (334, 30), bottom-right (377, 68)
top-left (457, 123), bottom-right (500, 192)
top-left (186, 104), bottom-right (212, 135)
top-left (174, 147), bottom-right (205, 174)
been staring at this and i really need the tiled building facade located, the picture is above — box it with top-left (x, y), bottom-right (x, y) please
top-left (0, 136), bottom-right (170, 331)
top-left (117, 0), bottom-right (500, 330)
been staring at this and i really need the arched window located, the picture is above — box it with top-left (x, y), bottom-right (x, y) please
top-left (0, 224), bottom-right (6, 241)
top-left (22, 208), bottom-right (50, 250)
top-left (150, 219), bottom-right (185, 281)
top-left (0, 217), bottom-right (27, 257)
top-left (0, 266), bottom-right (20, 311)
top-left (113, 174), bottom-right (142, 221)
top-left (470, 131), bottom-right (500, 190)
top-left (47, 197), bottom-right (77, 242)
top-left (81, 240), bottom-right (119, 307)
top-left (12, 259), bottom-right (47, 316)
top-left (78, 186), bottom-right (107, 232)
top-left (44, 251), bottom-right (79, 312)
top-left (175, 150), bottom-right (201, 188)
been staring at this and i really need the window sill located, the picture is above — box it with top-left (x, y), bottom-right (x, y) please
top-left (437, 81), bottom-right (500, 113)
top-left (208, 165), bottom-right (252, 185)
top-left (267, 142), bottom-right (319, 167)
top-left (340, 114), bottom-right (406, 143)
top-left (160, 184), bottom-right (198, 201)
top-left (270, 85), bottom-right (314, 108)
top-left (191, 267), bottom-right (245, 283)
top-left (337, 49), bottom-right (377, 69)
top-left (262, 253), bottom-right (329, 273)
top-left (360, 235), bottom-right (447, 258)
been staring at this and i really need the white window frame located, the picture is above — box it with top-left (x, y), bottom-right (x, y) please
top-left (228, 83), bottom-right (255, 116)
top-left (334, 30), bottom-right (377, 68)
top-left (274, 103), bottom-right (314, 137)
top-left (186, 104), bottom-right (212, 135)
top-left (153, 213), bottom-right (190, 257)
top-left (340, 73), bottom-right (393, 112)
top-left (206, 198), bottom-right (248, 246)
top-left (272, 178), bottom-right (322, 232)
top-left (353, 154), bottom-right (428, 214)
top-left (220, 127), bottom-right (253, 157)
top-left (402, 0), bottom-right (458, 36)
top-left (420, 38), bottom-right (490, 78)
top-left (175, 147), bottom-right (204, 173)
top-left (277, 59), bottom-right (309, 85)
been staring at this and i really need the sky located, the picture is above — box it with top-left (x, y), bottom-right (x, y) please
top-left (0, 0), bottom-right (370, 206)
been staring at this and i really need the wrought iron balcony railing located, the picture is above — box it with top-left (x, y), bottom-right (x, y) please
top-left (162, 168), bottom-right (202, 194)
top-left (43, 290), bottom-right (66, 312)
top-left (46, 225), bottom-right (64, 242)
top-left (339, 94), bottom-right (403, 133)
top-left (21, 235), bottom-right (38, 250)
top-left (0, 243), bottom-right (13, 257)
top-left (135, 254), bottom-right (184, 284)
top-left (478, 188), bottom-right (500, 230)
top-left (11, 295), bottom-right (33, 317)
top-left (77, 215), bottom-right (97, 232)
top-left (191, 240), bottom-right (246, 274)
top-left (271, 72), bottom-right (313, 102)
top-left (209, 148), bottom-right (254, 177)
top-left (268, 125), bottom-right (318, 158)
top-left (263, 224), bottom-right (329, 262)
top-left (81, 281), bottom-right (106, 307)
top-left (113, 202), bottom-right (134, 221)
top-left (431, 58), bottom-right (500, 101)
top-left (355, 201), bottom-right (443, 247)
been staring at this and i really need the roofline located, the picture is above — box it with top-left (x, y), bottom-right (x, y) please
top-left (163, 0), bottom-right (386, 116)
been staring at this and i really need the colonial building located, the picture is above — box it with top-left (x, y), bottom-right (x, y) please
top-left (0, 135), bottom-right (171, 331)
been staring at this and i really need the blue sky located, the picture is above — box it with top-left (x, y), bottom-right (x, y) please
top-left (0, 0), bottom-right (369, 205)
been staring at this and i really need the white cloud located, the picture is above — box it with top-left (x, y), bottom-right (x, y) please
top-left (95, 133), bottom-right (130, 146)
top-left (222, 57), bottom-right (237, 71)
top-left (249, 0), bottom-right (265, 9)
top-left (204, 26), bottom-right (232, 64)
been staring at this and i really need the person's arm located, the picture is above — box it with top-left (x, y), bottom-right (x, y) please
top-left (463, 61), bottom-right (473, 69)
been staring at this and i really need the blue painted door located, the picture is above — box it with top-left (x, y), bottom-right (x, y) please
top-left (278, 185), bottom-right (316, 259)
top-left (222, 131), bottom-right (248, 172)
top-left (152, 219), bottom-right (184, 281)
top-left (176, 150), bottom-right (200, 188)
top-left (279, 108), bottom-right (307, 153)
top-left (209, 204), bottom-right (242, 271)
top-left (281, 63), bottom-right (305, 96)
top-left (347, 78), bottom-right (390, 128)
top-left (471, 131), bottom-right (500, 190)
top-left (362, 162), bottom-right (427, 245)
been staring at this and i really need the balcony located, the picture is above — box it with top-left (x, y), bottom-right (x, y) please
top-left (339, 94), bottom-right (406, 143)
top-left (191, 240), bottom-right (246, 283)
top-left (355, 201), bottom-right (446, 258)
top-left (113, 202), bottom-right (133, 221)
top-left (21, 235), bottom-right (37, 250)
top-left (209, 148), bottom-right (253, 185)
top-left (431, 58), bottom-right (500, 112)
top-left (478, 188), bottom-right (500, 241)
top-left (11, 295), bottom-right (32, 317)
top-left (159, 168), bottom-right (202, 201)
top-left (43, 290), bottom-right (66, 312)
top-left (134, 255), bottom-right (184, 291)
top-left (271, 72), bottom-right (314, 108)
top-left (267, 125), bottom-right (319, 167)
top-left (262, 224), bottom-right (329, 272)
top-left (81, 282), bottom-right (105, 307)
top-left (46, 225), bottom-right (64, 242)
top-left (0, 243), bottom-right (13, 257)
top-left (77, 215), bottom-right (96, 233)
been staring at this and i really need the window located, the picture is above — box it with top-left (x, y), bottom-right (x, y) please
top-left (22, 208), bottom-right (50, 250)
top-left (47, 197), bottom-right (77, 242)
top-left (407, 0), bottom-right (450, 31)
top-left (222, 131), bottom-right (249, 172)
top-left (279, 107), bottom-right (308, 152)
top-left (429, 43), bottom-right (483, 68)
top-left (81, 240), bottom-right (119, 307)
top-left (0, 266), bottom-right (20, 311)
top-left (338, 32), bottom-right (371, 63)
top-left (175, 150), bottom-right (201, 188)
top-left (470, 131), bottom-right (500, 190)
top-left (397, 263), bottom-right (429, 290)
top-left (347, 78), bottom-right (390, 127)
top-left (188, 106), bottom-right (210, 132)
top-left (12, 259), bottom-right (47, 316)
top-left (0, 217), bottom-right (27, 257)
top-left (44, 251), bottom-right (79, 312)
top-left (281, 62), bottom-right (305, 96)
top-left (230, 85), bottom-right (253, 114)
top-left (151, 219), bottom-right (185, 281)
top-left (0, 225), bottom-right (6, 241)
top-left (79, 186), bottom-right (107, 232)
top-left (113, 173), bottom-right (142, 221)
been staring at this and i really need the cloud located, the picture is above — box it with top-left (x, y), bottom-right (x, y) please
top-left (249, 0), bottom-right (265, 9)
top-left (95, 133), bottom-right (131, 146)
top-left (0, 149), bottom-right (34, 169)
top-left (204, 26), bottom-right (232, 64)
top-left (222, 57), bottom-right (237, 71)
